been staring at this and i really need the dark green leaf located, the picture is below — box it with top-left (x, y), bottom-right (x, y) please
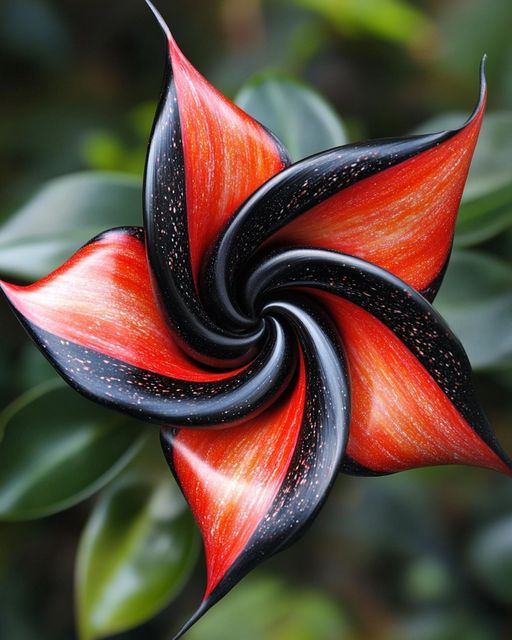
top-left (16, 343), bottom-right (58, 389)
top-left (0, 380), bottom-right (146, 519)
top-left (436, 0), bottom-right (512, 104)
top-left (435, 251), bottom-right (512, 369)
top-left (0, 172), bottom-right (142, 280)
top-left (76, 475), bottom-right (198, 640)
top-left (235, 74), bottom-right (347, 161)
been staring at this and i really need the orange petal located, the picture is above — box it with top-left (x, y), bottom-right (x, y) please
top-left (1, 228), bottom-right (213, 380)
top-left (162, 296), bottom-right (350, 637)
top-left (170, 363), bottom-right (306, 599)
top-left (271, 77), bottom-right (485, 296)
top-left (1, 228), bottom-right (298, 427)
top-left (165, 31), bottom-right (289, 284)
top-left (315, 292), bottom-right (510, 475)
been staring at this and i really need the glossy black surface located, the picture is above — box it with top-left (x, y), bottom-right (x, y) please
top-left (161, 295), bottom-right (350, 639)
top-left (202, 131), bottom-right (452, 330)
top-left (243, 247), bottom-right (512, 468)
top-left (143, 54), bottom-right (266, 368)
top-left (201, 60), bottom-right (487, 328)
top-left (6, 301), bottom-right (296, 428)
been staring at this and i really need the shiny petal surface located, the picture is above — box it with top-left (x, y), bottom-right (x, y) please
top-left (322, 295), bottom-right (511, 475)
top-left (161, 297), bottom-right (350, 638)
top-left (0, 7), bottom-right (506, 638)
top-left (270, 91), bottom-right (485, 297)
top-left (203, 64), bottom-right (486, 331)
top-left (244, 248), bottom-right (512, 476)
top-left (0, 228), bottom-right (295, 427)
top-left (143, 1), bottom-right (289, 366)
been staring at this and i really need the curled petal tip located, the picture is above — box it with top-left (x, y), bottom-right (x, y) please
top-left (479, 55), bottom-right (488, 103)
top-left (144, 0), bottom-right (172, 42)
top-left (480, 53), bottom-right (487, 77)
top-left (464, 56), bottom-right (487, 127)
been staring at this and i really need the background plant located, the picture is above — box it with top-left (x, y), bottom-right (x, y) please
top-left (0, 0), bottom-right (511, 638)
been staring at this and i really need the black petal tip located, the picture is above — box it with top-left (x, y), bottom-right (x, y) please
top-left (170, 599), bottom-right (213, 640)
top-left (464, 55), bottom-right (487, 127)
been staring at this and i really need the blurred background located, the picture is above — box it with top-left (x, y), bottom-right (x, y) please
top-left (1, 0), bottom-right (512, 639)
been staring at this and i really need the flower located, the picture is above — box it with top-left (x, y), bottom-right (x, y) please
top-left (1, 1), bottom-right (510, 637)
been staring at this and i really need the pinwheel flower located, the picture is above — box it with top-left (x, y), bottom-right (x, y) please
top-left (1, 2), bottom-right (510, 638)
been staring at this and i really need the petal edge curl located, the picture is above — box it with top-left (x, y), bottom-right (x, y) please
top-left (161, 295), bottom-right (350, 638)
top-left (204, 61), bottom-right (486, 331)
top-left (1, 228), bottom-right (295, 427)
top-left (143, 1), bottom-right (290, 366)
top-left (244, 247), bottom-right (512, 476)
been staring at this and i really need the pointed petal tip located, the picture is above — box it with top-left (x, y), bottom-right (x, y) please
top-left (479, 53), bottom-right (487, 98)
top-left (490, 443), bottom-right (512, 477)
top-left (464, 56), bottom-right (487, 127)
top-left (170, 598), bottom-right (213, 640)
top-left (144, 0), bottom-right (172, 42)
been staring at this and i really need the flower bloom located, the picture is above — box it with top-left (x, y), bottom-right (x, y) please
top-left (1, 2), bottom-right (510, 637)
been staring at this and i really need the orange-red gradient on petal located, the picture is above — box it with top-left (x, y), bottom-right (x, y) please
top-left (172, 360), bottom-right (306, 598)
top-left (315, 292), bottom-right (510, 475)
top-left (273, 97), bottom-right (485, 292)
top-left (168, 35), bottom-right (288, 285)
top-left (0, 231), bottom-right (240, 382)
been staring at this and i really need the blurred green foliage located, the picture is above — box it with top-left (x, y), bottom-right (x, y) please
top-left (77, 468), bottom-right (198, 640)
top-left (0, 381), bottom-right (147, 520)
top-left (0, 1), bottom-right (511, 639)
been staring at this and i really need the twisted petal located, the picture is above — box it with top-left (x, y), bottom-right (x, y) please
top-left (144, 1), bottom-right (289, 366)
top-left (203, 62), bottom-right (486, 332)
top-left (0, 229), bottom-right (295, 426)
top-left (161, 296), bottom-right (350, 638)
top-left (324, 296), bottom-right (510, 475)
top-left (270, 85), bottom-right (485, 299)
top-left (244, 248), bottom-right (512, 476)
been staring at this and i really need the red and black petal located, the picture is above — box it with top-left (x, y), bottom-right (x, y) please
top-left (0, 228), bottom-right (295, 427)
top-left (244, 248), bottom-right (512, 476)
top-left (161, 296), bottom-right (350, 638)
top-left (0, 6), bottom-right (504, 638)
top-left (203, 61), bottom-right (486, 332)
top-left (143, 1), bottom-right (290, 367)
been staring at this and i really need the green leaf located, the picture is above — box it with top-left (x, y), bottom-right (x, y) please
top-left (287, 0), bottom-right (432, 45)
top-left (414, 112), bottom-right (512, 246)
top-left (76, 475), bottom-right (198, 640)
top-left (435, 250), bottom-right (512, 369)
top-left (235, 74), bottom-right (347, 161)
top-left (469, 516), bottom-right (512, 602)
top-left (0, 172), bottom-right (142, 280)
top-left (187, 575), bottom-right (352, 640)
top-left (0, 380), bottom-right (147, 519)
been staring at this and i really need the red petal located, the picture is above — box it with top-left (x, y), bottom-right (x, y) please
top-left (316, 292), bottom-right (510, 475)
top-left (1, 229), bottom-right (234, 382)
top-left (167, 34), bottom-right (289, 283)
top-left (170, 360), bottom-right (306, 598)
top-left (271, 92), bottom-right (485, 293)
